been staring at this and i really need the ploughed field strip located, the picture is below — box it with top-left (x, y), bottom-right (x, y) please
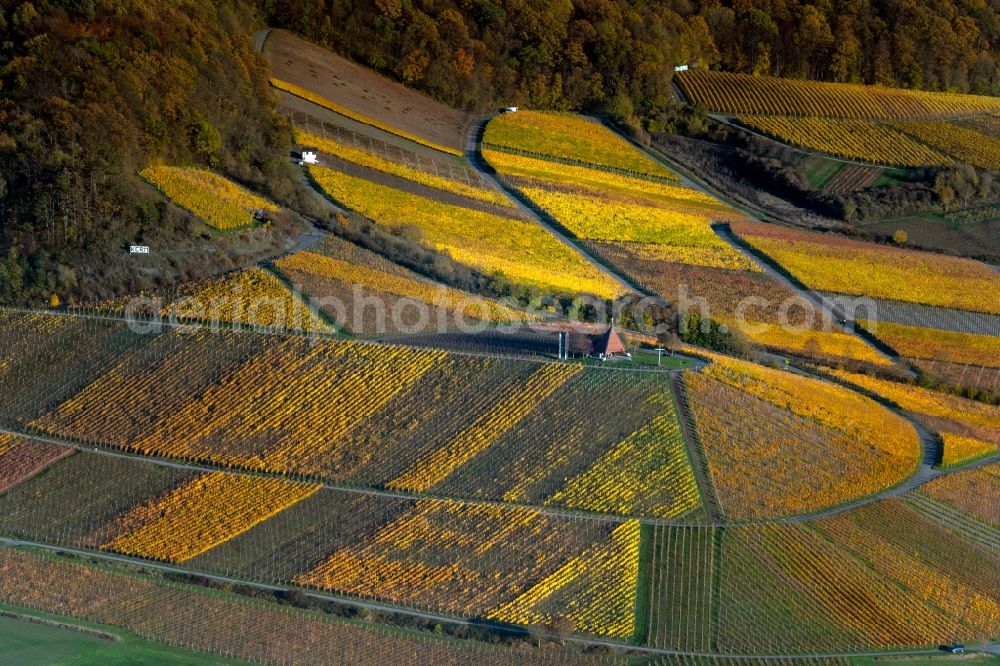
top-left (263, 29), bottom-right (470, 156)
top-left (822, 294), bottom-right (1000, 337)
top-left (0, 309), bottom-right (700, 523)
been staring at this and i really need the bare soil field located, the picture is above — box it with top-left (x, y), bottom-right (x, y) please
top-left (282, 99), bottom-right (463, 162)
top-left (264, 30), bottom-right (472, 153)
top-left (866, 217), bottom-right (1000, 262)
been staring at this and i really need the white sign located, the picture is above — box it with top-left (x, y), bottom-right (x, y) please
top-left (130, 245), bottom-right (150, 254)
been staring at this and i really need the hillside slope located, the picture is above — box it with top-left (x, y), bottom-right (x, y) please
top-left (0, 0), bottom-right (299, 304)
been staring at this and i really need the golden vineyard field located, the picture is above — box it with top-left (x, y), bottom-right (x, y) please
top-left (733, 221), bottom-right (1000, 314)
top-left (740, 117), bottom-right (954, 167)
top-left (483, 110), bottom-right (675, 178)
top-left (308, 166), bottom-right (626, 298)
top-left (293, 128), bottom-right (512, 208)
top-left (678, 70), bottom-right (1000, 120)
top-left (139, 166), bottom-right (279, 230)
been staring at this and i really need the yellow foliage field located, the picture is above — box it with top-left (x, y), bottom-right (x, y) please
top-left (861, 320), bottom-right (1000, 368)
top-left (169, 268), bottom-right (332, 333)
top-left (940, 433), bottom-right (997, 469)
top-left (545, 410), bottom-right (700, 519)
top-left (734, 222), bottom-right (1000, 314)
top-left (294, 498), bottom-right (639, 637)
top-left (678, 69), bottom-right (1000, 120)
top-left (740, 117), bottom-right (953, 167)
top-left (730, 323), bottom-right (891, 366)
top-left (520, 184), bottom-right (744, 252)
top-left (899, 121), bottom-right (1000, 170)
top-left (685, 356), bottom-right (920, 520)
top-left (293, 129), bottom-right (512, 208)
top-left (102, 472), bottom-right (319, 562)
top-left (139, 166), bottom-right (278, 230)
top-left (702, 353), bottom-right (919, 457)
top-left (387, 363), bottom-right (581, 491)
top-left (488, 520), bottom-right (641, 638)
top-left (275, 251), bottom-right (531, 325)
top-left (309, 166), bottom-right (626, 298)
top-left (829, 369), bottom-right (1000, 435)
top-left (484, 110), bottom-right (674, 177)
top-left (484, 149), bottom-right (739, 219)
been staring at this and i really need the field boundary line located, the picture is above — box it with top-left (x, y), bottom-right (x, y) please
top-left (711, 223), bottom-right (901, 366)
top-left (466, 116), bottom-right (640, 297)
top-left (669, 374), bottom-right (723, 525)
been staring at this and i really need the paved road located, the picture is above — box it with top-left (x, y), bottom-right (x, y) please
top-left (464, 116), bottom-right (640, 295)
top-left (253, 28), bottom-right (272, 54)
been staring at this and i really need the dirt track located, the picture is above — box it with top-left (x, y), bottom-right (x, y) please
top-left (263, 30), bottom-right (472, 152)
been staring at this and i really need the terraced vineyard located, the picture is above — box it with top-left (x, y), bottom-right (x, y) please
top-left (678, 70), bottom-right (1000, 120)
top-left (733, 221), bottom-right (1000, 314)
top-left (308, 165), bottom-right (625, 299)
top-left (740, 117), bottom-right (954, 167)
top-left (8, 12), bottom-right (1000, 666)
top-left (140, 166), bottom-right (279, 230)
top-left (483, 110), bottom-right (675, 178)
top-left (483, 116), bottom-right (888, 367)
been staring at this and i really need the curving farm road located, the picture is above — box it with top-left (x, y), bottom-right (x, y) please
top-left (464, 116), bottom-right (642, 295)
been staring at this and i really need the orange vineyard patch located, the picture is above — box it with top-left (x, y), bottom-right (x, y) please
top-left (102, 472), bottom-right (320, 562)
